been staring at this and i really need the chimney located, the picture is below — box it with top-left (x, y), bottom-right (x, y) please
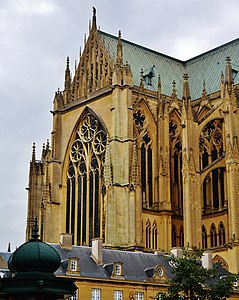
top-left (91, 238), bottom-right (103, 265)
top-left (202, 251), bottom-right (213, 269)
top-left (60, 233), bottom-right (72, 250)
top-left (170, 247), bottom-right (183, 258)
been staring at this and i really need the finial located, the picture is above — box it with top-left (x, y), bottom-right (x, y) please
top-left (116, 30), bottom-right (123, 65)
top-left (172, 80), bottom-right (177, 96)
top-left (64, 57), bottom-right (71, 91)
top-left (221, 71), bottom-right (224, 83)
top-left (202, 79), bottom-right (207, 98)
top-left (31, 217), bottom-right (40, 240)
top-left (158, 75), bottom-right (161, 99)
top-left (84, 33), bottom-right (86, 46)
top-left (183, 73), bottom-right (191, 101)
top-left (92, 7), bottom-right (97, 30)
top-left (226, 56), bottom-right (232, 84)
top-left (75, 59), bottom-right (77, 72)
top-left (89, 19), bottom-right (91, 33)
top-left (140, 69), bottom-right (144, 90)
top-left (32, 142), bottom-right (36, 162)
top-left (79, 47), bottom-right (82, 59)
top-left (7, 242), bottom-right (11, 252)
top-left (46, 139), bottom-right (50, 151)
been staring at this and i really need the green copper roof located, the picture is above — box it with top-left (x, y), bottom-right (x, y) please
top-left (8, 220), bottom-right (61, 274)
top-left (100, 31), bottom-right (239, 100)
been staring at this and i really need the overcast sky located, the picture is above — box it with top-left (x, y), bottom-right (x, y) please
top-left (0, 0), bottom-right (239, 251)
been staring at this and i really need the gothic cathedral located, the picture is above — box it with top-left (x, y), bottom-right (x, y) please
top-left (26, 9), bottom-right (239, 273)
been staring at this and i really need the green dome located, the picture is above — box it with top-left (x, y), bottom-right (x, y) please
top-left (8, 220), bottom-right (61, 274)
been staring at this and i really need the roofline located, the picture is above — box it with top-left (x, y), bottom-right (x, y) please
top-left (183, 37), bottom-right (239, 64)
top-left (100, 31), bottom-right (239, 65)
top-left (99, 30), bottom-right (184, 65)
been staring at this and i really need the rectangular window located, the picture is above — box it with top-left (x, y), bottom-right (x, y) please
top-left (70, 259), bottom-right (77, 271)
top-left (136, 292), bottom-right (144, 300)
top-left (115, 264), bottom-right (121, 275)
top-left (114, 290), bottom-right (123, 300)
top-left (69, 289), bottom-right (78, 300)
top-left (92, 288), bottom-right (101, 300)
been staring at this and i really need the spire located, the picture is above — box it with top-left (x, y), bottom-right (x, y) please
top-left (46, 139), bottom-right (50, 151)
top-left (226, 56), bottom-right (233, 85)
top-left (140, 69), bottom-right (145, 92)
top-left (202, 80), bottom-right (207, 99)
top-left (130, 141), bottom-right (139, 189)
top-left (84, 33), bottom-right (86, 46)
top-left (7, 242), bottom-right (11, 252)
top-left (116, 30), bottom-right (123, 65)
top-left (182, 74), bottom-right (193, 119)
top-left (64, 56), bottom-right (71, 91)
top-left (31, 217), bottom-right (40, 240)
top-left (89, 19), bottom-right (91, 33)
top-left (172, 80), bottom-right (179, 104)
top-left (183, 73), bottom-right (191, 101)
top-left (92, 6), bottom-right (97, 31)
top-left (157, 75), bottom-right (161, 100)
top-left (220, 71), bottom-right (225, 98)
top-left (32, 142), bottom-right (36, 163)
top-left (103, 136), bottom-right (112, 188)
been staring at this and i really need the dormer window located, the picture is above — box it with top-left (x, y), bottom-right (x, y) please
top-left (71, 259), bottom-right (77, 271)
top-left (115, 264), bottom-right (121, 275)
top-left (143, 66), bottom-right (155, 86)
top-left (67, 257), bottom-right (80, 275)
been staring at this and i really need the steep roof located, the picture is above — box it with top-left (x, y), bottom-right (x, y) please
top-left (101, 32), bottom-right (239, 100)
top-left (51, 244), bottom-right (171, 281)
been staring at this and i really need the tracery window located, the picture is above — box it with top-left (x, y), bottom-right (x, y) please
top-left (199, 119), bottom-right (225, 213)
top-left (66, 111), bottom-right (107, 245)
top-left (133, 109), bottom-right (154, 208)
top-left (210, 223), bottom-right (217, 247)
top-left (169, 118), bottom-right (182, 214)
top-left (218, 221), bottom-right (226, 246)
top-left (146, 220), bottom-right (151, 249)
top-left (202, 225), bottom-right (208, 249)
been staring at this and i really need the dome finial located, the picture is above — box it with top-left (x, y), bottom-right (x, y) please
top-left (32, 217), bottom-right (40, 240)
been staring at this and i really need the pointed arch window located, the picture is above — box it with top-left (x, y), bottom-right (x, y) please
top-left (179, 226), bottom-right (184, 247)
top-left (199, 119), bottom-right (225, 213)
top-left (169, 118), bottom-right (182, 215)
top-left (146, 220), bottom-right (151, 249)
top-left (172, 225), bottom-right (177, 247)
top-left (152, 221), bottom-right (158, 250)
top-left (141, 132), bottom-right (153, 207)
top-left (218, 222), bottom-right (226, 246)
top-left (210, 223), bottom-right (217, 247)
top-left (133, 109), bottom-right (154, 208)
top-left (202, 225), bottom-right (207, 249)
top-left (66, 111), bottom-right (107, 245)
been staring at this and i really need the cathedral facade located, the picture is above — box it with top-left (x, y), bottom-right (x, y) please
top-left (26, 9), bottom-right (239, 273)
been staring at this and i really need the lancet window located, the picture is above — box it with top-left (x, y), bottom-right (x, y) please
top-left (210, 223), bottom-right (217, 247)
top-left (169, 118), bottom-right (182, 214)
top-left (199, 119), bottom-right (225, 213)
top-left (179, 226), bottom-right (184, 247)
top-left (146, 220), bottom-right (151, 249)
top-left (218, 221), bottom-right (226, 246)
top-left (133, 109), bottom-right (154, 208)
top-left (152, 221), bottom-right (158, 250)
top-left (66, 111), bottom-right (107, 245)
top-left (172, 225), bottom-right (177, 247)
top-left (202, 225), bottom-right (208, 249)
